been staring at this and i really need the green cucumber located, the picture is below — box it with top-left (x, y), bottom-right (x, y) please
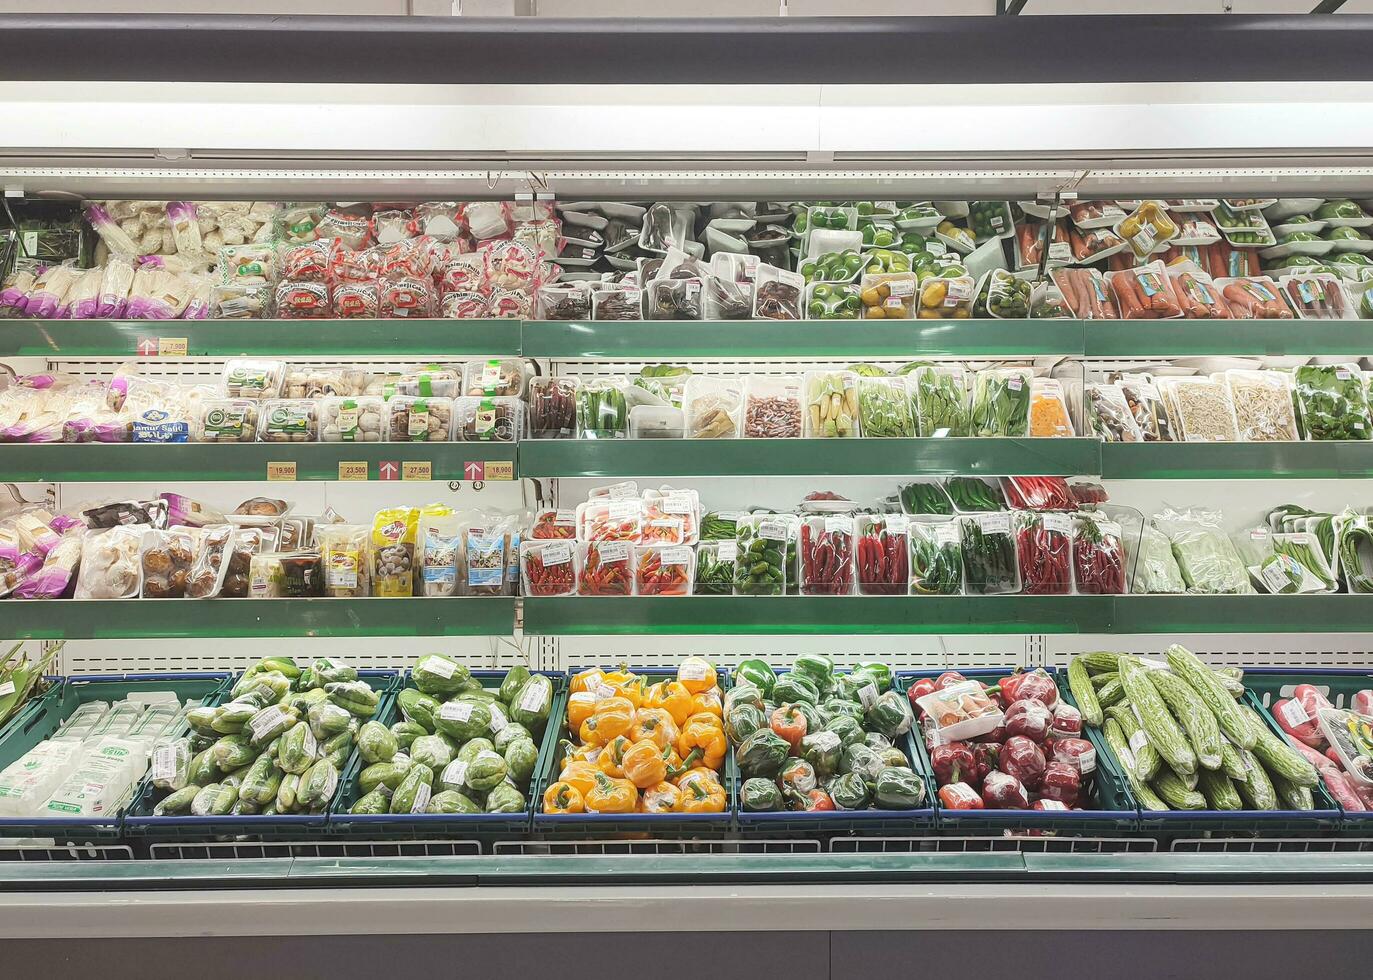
top-left (1067, 657), bottom-right (1103, 728)
top-left (1148, 670), bottom-right (1223, 771)
top-left (1163, 645), bottom-right (1254, 749)
top-left (1119, 660), bottom-right (1197, 776)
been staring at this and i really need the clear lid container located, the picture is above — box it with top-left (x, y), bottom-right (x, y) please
top-left (387, 395), bottom-right (455, 442)
top-left (628, 404), bottom-right (685, 439)
top-left (959, 511), bottom-right (1021, 596)
top-left (633, 543), bottom-right (696, 596)
top-left (462, 358), bottom-right (530, 398)
top-left (682, 376), bottom-right (743, 439)
top-left (393, 365), bottom-right (462, 399)
top-left (575, 540), bottom-right (635, 596)
top-left (521, 540), bottom-right (578, 597)
top-left (318, 395), bottom-right (386, 443)
top-left (193, 399), bottom-right (259, 443)
top-left (802, 370), bottom-right (860, 438)
top-left (222, 358), bottom-right (285, 400)
top-left (694, 539), bottom-right (738, 595)
top-left (741, 375), bottom-right (803, 439)
top-left (256, 399), bottom-right (319, 443)
top-left (734, 515), bottom-right (790, 595)
top-left (454, 396), bottom-right (525, 443)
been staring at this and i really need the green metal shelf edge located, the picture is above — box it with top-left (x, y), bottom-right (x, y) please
top-left (0, 443), bottom-right (516, 482)
top-left (1100, 441), bottom-right (1373, 479)
top-left (522, 596), bottom-right (1117, 635)
top-left (0, 598), bottom-right (516, 639)
top-left (519, 438), bottom-right (1100, 478)
top-left (0, 319), bottom-right (520, 357)
top-left (1085, 319), bottom-right (1373, 357)
top-left (1111, 595), bottom-right (1373, 634)
top-left (521, 319), bottom-right (1085, 358)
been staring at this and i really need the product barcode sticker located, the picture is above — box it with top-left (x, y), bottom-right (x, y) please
top-left (946, 783), bottom-right (980, 806)
top-left (1048, 242), bottom-right (1072, 262)
top-left (946, 279), bottom-right (973, 302)
top-left (1077, 746), bottom-right (1096, 774)
top-left (1118, 743), bottom-right (1136, 773)
top-left (597, 542), bottom-right (630, 563)
top-left (1279, 698), bottom-right (1310, 727)
top-left (857, 682), bottom-right (879, 712)
top-left (1038, 800), bottom-right (1068, 811)
top-left (0, 681), bottom-right (14, 698)
top-left (824, 516), bottom-right (854, 535)
top-left (888, 279), bottom-right (916, 298)
top-left (717, 542), bottom-right (738, 562)
top-left (1043, 513), bottom-right (1071, 535)
top-left (554, 510), bottom-right (577, 526)
top-left (715, 511), bottom-right (744, 522)
top-left (604, 481), bottom-right (640, 500)
top-left (589, 680), bottom-right (616, 701)
top-left (540, 542), bottom-right (572, 566)
top-left (488, 704), bottom-right (508, 733)
top-left (680, 659), bottom-right (710, 682)
top-left (934, 523), bottom-right (960, 546)
top-left (1337, 367), bottom-right (1353, 381)
top-left (659, 546), bottom-right (692, 566)
top-left (442, 759), bottom-right (468, 788)
top-left (248, 705), bottom-right (287, 741)
top-left (150, 745), bottom-right (177, 783)
top-left (438, 700), bottom-right (474, 723)
top-left (1250, 527), bottom-right (1271, 542)
top-left (883, 515), bottom-right (909, 534)
top-left (978, 512), bottom-right (1011, 535)
top-left (1006, 375), bottom-right (1023, 391)
top-left (608, 500), bottom-right (641, 521)
top-left (756, 520), bottom-right (788, 541)
top-left (519, 682), bottom-right (548, 713)
top-left (1261, 560), bottom-right (1295, 595)
top-left (481, 361), bottom-right (503, 388)
top-left (662, 492), bottom-right (694, 515)
top-left (410, 782), bottom-right (432, 814)
top-left (302, 725), bottom-right (318, 760)
top-left (419, 656), bottom-right (456, 679)
top-left (1128, 729), bottom-right (1149, 755)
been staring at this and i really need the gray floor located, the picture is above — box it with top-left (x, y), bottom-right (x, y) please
top-left (3, 930), bottom-right (1363, 978)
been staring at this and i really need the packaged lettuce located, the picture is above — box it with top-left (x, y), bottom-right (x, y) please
top-left (1153, 508), bottom-right (1252, 595)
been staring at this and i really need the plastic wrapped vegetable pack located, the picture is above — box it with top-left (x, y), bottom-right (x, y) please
top-left (542, 660), bottom-right (726, 817)
top-left (1131, 524), bottom-right (1186, 594)
top-left (1015, 511), bottom-right (1071, 596)
top-left (1153, 508), bottom-right (1252, 595)
top-left (1292, 363), bottom-right (1372, 441)
top-left (970, 368), bottom-right (1031, 438)
top-left (731, 658), bottom-right (924, 815)
top-left (909, 366), bottom-right (970, 438)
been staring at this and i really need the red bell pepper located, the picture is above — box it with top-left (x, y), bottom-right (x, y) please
top-left (981, 771), bottom-right (1029, 809)
top-left (801, 789), bottom-right (835, 811)
top-left (931, 741), bottom-right (974, 786)
top-left (1038, 761), bottom-right (1082, 808)
top-left (770, 705), bottom-right (808, 753)
top-left (999, 735), bottom-right (1047, 792)
top-left (907, 677), bottom-right (937, 714)
top-left (938, 782), bottom-right (984, 810)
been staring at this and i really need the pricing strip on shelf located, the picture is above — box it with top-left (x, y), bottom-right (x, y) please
top-left (338, 461), bottom-right (369, 481)
top-left (484, 460), bottom-right (514, 481)
top-left (266, 461), bottom-right (297, 482)
top-left (402, 460), bottom-right (433, 481)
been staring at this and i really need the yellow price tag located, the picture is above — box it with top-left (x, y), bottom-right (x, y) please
top-left (266, 461), bottom-right (297, 482)
top-left (402, 460), bottom-right (433, 481)
top-left (158, 337), bottom-right (188, 357)
top-left (338, 461), bottom-right (369, 481)
top-left (484, 460), bottom-right (514, 481)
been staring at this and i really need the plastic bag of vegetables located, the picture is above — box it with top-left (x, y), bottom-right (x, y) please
top-left (1153, 508), bottom-right (1252, 595)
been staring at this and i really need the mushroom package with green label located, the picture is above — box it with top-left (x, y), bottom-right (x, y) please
top-left (346, 656), bottom-right (552, 817)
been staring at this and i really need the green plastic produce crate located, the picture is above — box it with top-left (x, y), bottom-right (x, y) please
top-left (124, 669), bottom-right (401, 842)
top-left (910, 669), bottom-right (1137, 835)
top-left (531, 668), bottom-right (734, 838)
top-left (331, 669), bottom-right (564, 840)
top-left (0, 672), bottom-right (231, 845)
top-left (1240, 668), bottom-right (1373, 834)
top-left (734, 669), bottom-right (934, 838)
top-left (1059, 666), bottom-right (1341, 837)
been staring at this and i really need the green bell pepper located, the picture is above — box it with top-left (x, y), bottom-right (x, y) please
top-left (734, 658), bottom-right (777, 698)
top-left (737, 729), bottom-right (791, 780)
top-left (873, 767), bottom-right (926, 810)
top-left (773, 674), bottom-right (820, 706)
top-left (823, 714), bottom-right (865, 748)
top-left (800, 731), bottom-right (844, 780)
top-left (791, 654), bottom-right (834, 688)
top-left (828, 772), bottom-right (871, 811)
top-left (865, 690), bottom-right (914, 739)
top-left (740, 777), bottom-right (784, 812)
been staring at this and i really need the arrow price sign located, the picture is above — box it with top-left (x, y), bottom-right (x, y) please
top-left (136, 337), bottom-right (159, 356)
top-left (464, 460), bottom-right (485, 481)
top-left (379, 460), bottom-right (400, 481)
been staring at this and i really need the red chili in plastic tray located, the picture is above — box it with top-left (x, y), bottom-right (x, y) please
top-left (532, 509), bottom-right (576, 540)
top-left (524, 546), bottom-right (576, 596)
top-left (1016, 514), bottom-right (1071, 595)
top-left (1002, 477), bottom-right (1075, 512)
top-left (800, 517), bottom-right (855, 596)
top-left (1068, 482), bottom-right (1109, 506)
top-left (635, 548), bottom-right (691, 596)
top-left (1073, 516), bottom-right (1126, 595)
top-left (857, 520), bottom-right (909, 596)
top-left (576, 542), bottom-right (632, 596)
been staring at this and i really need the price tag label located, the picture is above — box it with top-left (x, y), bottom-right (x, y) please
top-left (158, 337), bottom-right (188, 357)
top-left (0, 681), bottom-right (15, 698)
top-left (716, 542), bottom-right (738, 562)
top-left (438, 701), bottom-right (474, 723)
top-left (597, 542), bottom-right (630, 563)
top-left (266, 461), bottom-right (297, 482)
top-left (1043, 513), bottom-right (1071, 535)
top-left (978, 512), bottom-right (1011, 535)
top-left (540, 542), bottom-right (572, 566)
top-left (1279, 698), bottom-right (1310, 727)
top-left (338, 461), bottom-right (369, 481)
top-left (402, 460), bottom-right (432, 481)
top-left (485, 460), bottom-right (514, 481)
top-left (659, 546), bottom-right (692, 566)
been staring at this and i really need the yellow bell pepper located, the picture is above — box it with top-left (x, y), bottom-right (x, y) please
top-left (597, 735), bottom-right (633, 778)
top-left (609, 673), bottom-right (647, 708)
top-left (569, 667), bottom-right (606, 696)
top-left (677, 656), bottom-right (717, 695)
top-left (542, 781), bottom-right (584, 814)
top-left (628, 708), bottom-right (678, 749)
top-left (566, 691), bottom-right (598, 731)
top-left (642, 781), bottom-right (682, 813)
top-left (691, 688), bottom-right (723, 718)
top-left (578, 697), bottom-right (634, 745)
top-left (558, 760), bottom-right (599, 798)
top-left (677, 771), bottom-right (726, 813)
top-left (644, 681), bottom-right (693, 727)
top-left (674, 765), bottom-right (721, 789)
top-left (677, 717), bottom-right (727, 772)
top-left (585, 772), bottom-right (638, 814)
top-left (621, 739), bottom-right (669, 790)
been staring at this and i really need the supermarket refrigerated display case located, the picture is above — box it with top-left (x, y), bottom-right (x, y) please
top-left (5, 11), bottom-right (1373, 978)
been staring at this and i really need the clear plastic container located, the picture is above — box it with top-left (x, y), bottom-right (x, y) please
top-left (798, 515), bottom-right (855, 596)
top-left (915, 680), bottom-right (1005, 742)
top-left (318, 395), bottom-right (386, 443)
top-left (804, 281), bottom-right (861, 320)
top-left (682, 376), bottom-right (743, 440)
top-left (521, 540), bottom-right (578, 597)
top-left (1072, 512), bottom-right (1128, 596)
top-left (1224, 370), bottom-right (1299, 442)
top-left (394, 365), bottom-right (461, 399)
top-left (222, 359), bottom-right (285, 400)
top-left (1029, 378), bottom-right (1075, 438)
top-left (1156, 376), bottom-right (1238, 442)
top-left (528, 377), bottom-right (577, 439)
top-left (642, 488), bottom-right (700, 545)
top-left (628, 405), bottom-right (685, 439)
top-left (742, 375), bottom-right (803, 439)
top-left (694, 539), bottom-right (737, 595)
top-left (645, 278), bottom-right (704, 320)
top-left (908, 518), bottom-right (963, 596)
top-left (802, 370), bottom-right (859, 438)
top-left (454, 396), bottom-right (525, 442)
top-left (1085, 383), bottom-right (1144, 443)
top-left (908, 365), bottom-right (970, 438)
top-left (1279, 273), bottom-right (1355, 319)
top-left (734, 515), bottom-right (790, 596)
top-left (859, 272), bottom-right (917, 319)
top-left (462, 358), bottom-right (529, 398)
top-left (387, 395), bottom-right (454, 442)
top-left (959, 511), bottom-right (1021, 596)
top-left (856, 375), bottom-right (913, 438)
top-left (318, 524), bottom-right (370, 598)
top-left (970, 368), bottom-right (1032, 438)
top-left (577, 498), bottom-right (643, 544)
top-left (591, 284), bottom-right (643, 321)
top-left (194, 399), bottom-right (259, 443)
top-left (916, 275), bottom-right (975, 319)
top-left (633, 544), bottom-right (695, 596)
top-left (854, 514), bottom-right (910, 596)
top-left (257, 399), bottom-right (319, 443)
top-left (575, 540), bottom-right (635, 596)
top-left (1014, 510), bottom-right (1073, 596)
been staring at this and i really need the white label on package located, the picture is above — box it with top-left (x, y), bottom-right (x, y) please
top-left (248, 705), bottom-right (287, 741)
top-left (1261, 561), bottom-right (1295, 595)
top-left (756, 520), bottom-right (788, 542)
top-left (589, 679), bottom-right (615, 700)
top-left (300, 725), bottom-right (319, 760)
top-left (1007, 375), bottom-right (1024, 392)
top-left (662, 492), bottom-right (695, 515)
top-left (883, 515), bottom-right (909, 534)
top-left (1038, 800), bottom-right (1068, 811)
top-left (605, 481), bottom-right (640, 501)
top-left (540, 542), bottom-right (572, 566)
top-left (934, 523), bottom-right (961, 546)
top-left (1048, 242), bottom-right (1072, 262)
top-left (1279, 698), bottom-right (1311, 727)
top-left (596, 542), bottom-right (630, 563)
top-left (409, 782), bottom-right (432, 814)
top-left (1336, 367), bottom-right (1354, 381)
top-left (442, 759), bottom-right (469, 788)
top-left (0, 681), bottom-right (14, 698)
top-left (888, 279), bottom-right (916, 298)
top-left (1118, 744), bottom-right (1137, 773)
top-left (811, 731), bottom-right (842, 753)
top-left (716, 542), bottom-right (738, 562)
top-left (418, 656), bottom-right (456, 680)
top-left (1129, 729), bottom-right (1150, 756)
top-left (679, 660), bottom-right (710, 682)
top-left (438, 700), bottom-right (475, 723)
top-left (1042, 513), bottom-right (1071, 535)
top-left (150, 745), bottom-right (177, 783)
top-left (488, 703), bottom-right (508, 733)
top-left (554, 510), bottom-right (577, 527)
top-left (518, 682), bottom-right (548, 713)
top-left (978, 512), bottom-right (1011, 535)
top-left (608, 500), bottom-right (640, 521)
top-left (857, 683), bottom-right (879, 712)
top-left (1077, 746), bottom-right (1097, 774)
top-left (945, 279), bottom-right (973, 303)
top-left (715, 511), bottom-right (744, 523)
top-left (659, 547), bottom-right (692, 566)
top-left (480, 362), bottom-right (503, 388)
top-left (824, 516), bottom-right (855, 535)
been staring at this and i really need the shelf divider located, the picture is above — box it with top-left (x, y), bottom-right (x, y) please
top-left (1100, 441), bottom-right (1373, 479)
